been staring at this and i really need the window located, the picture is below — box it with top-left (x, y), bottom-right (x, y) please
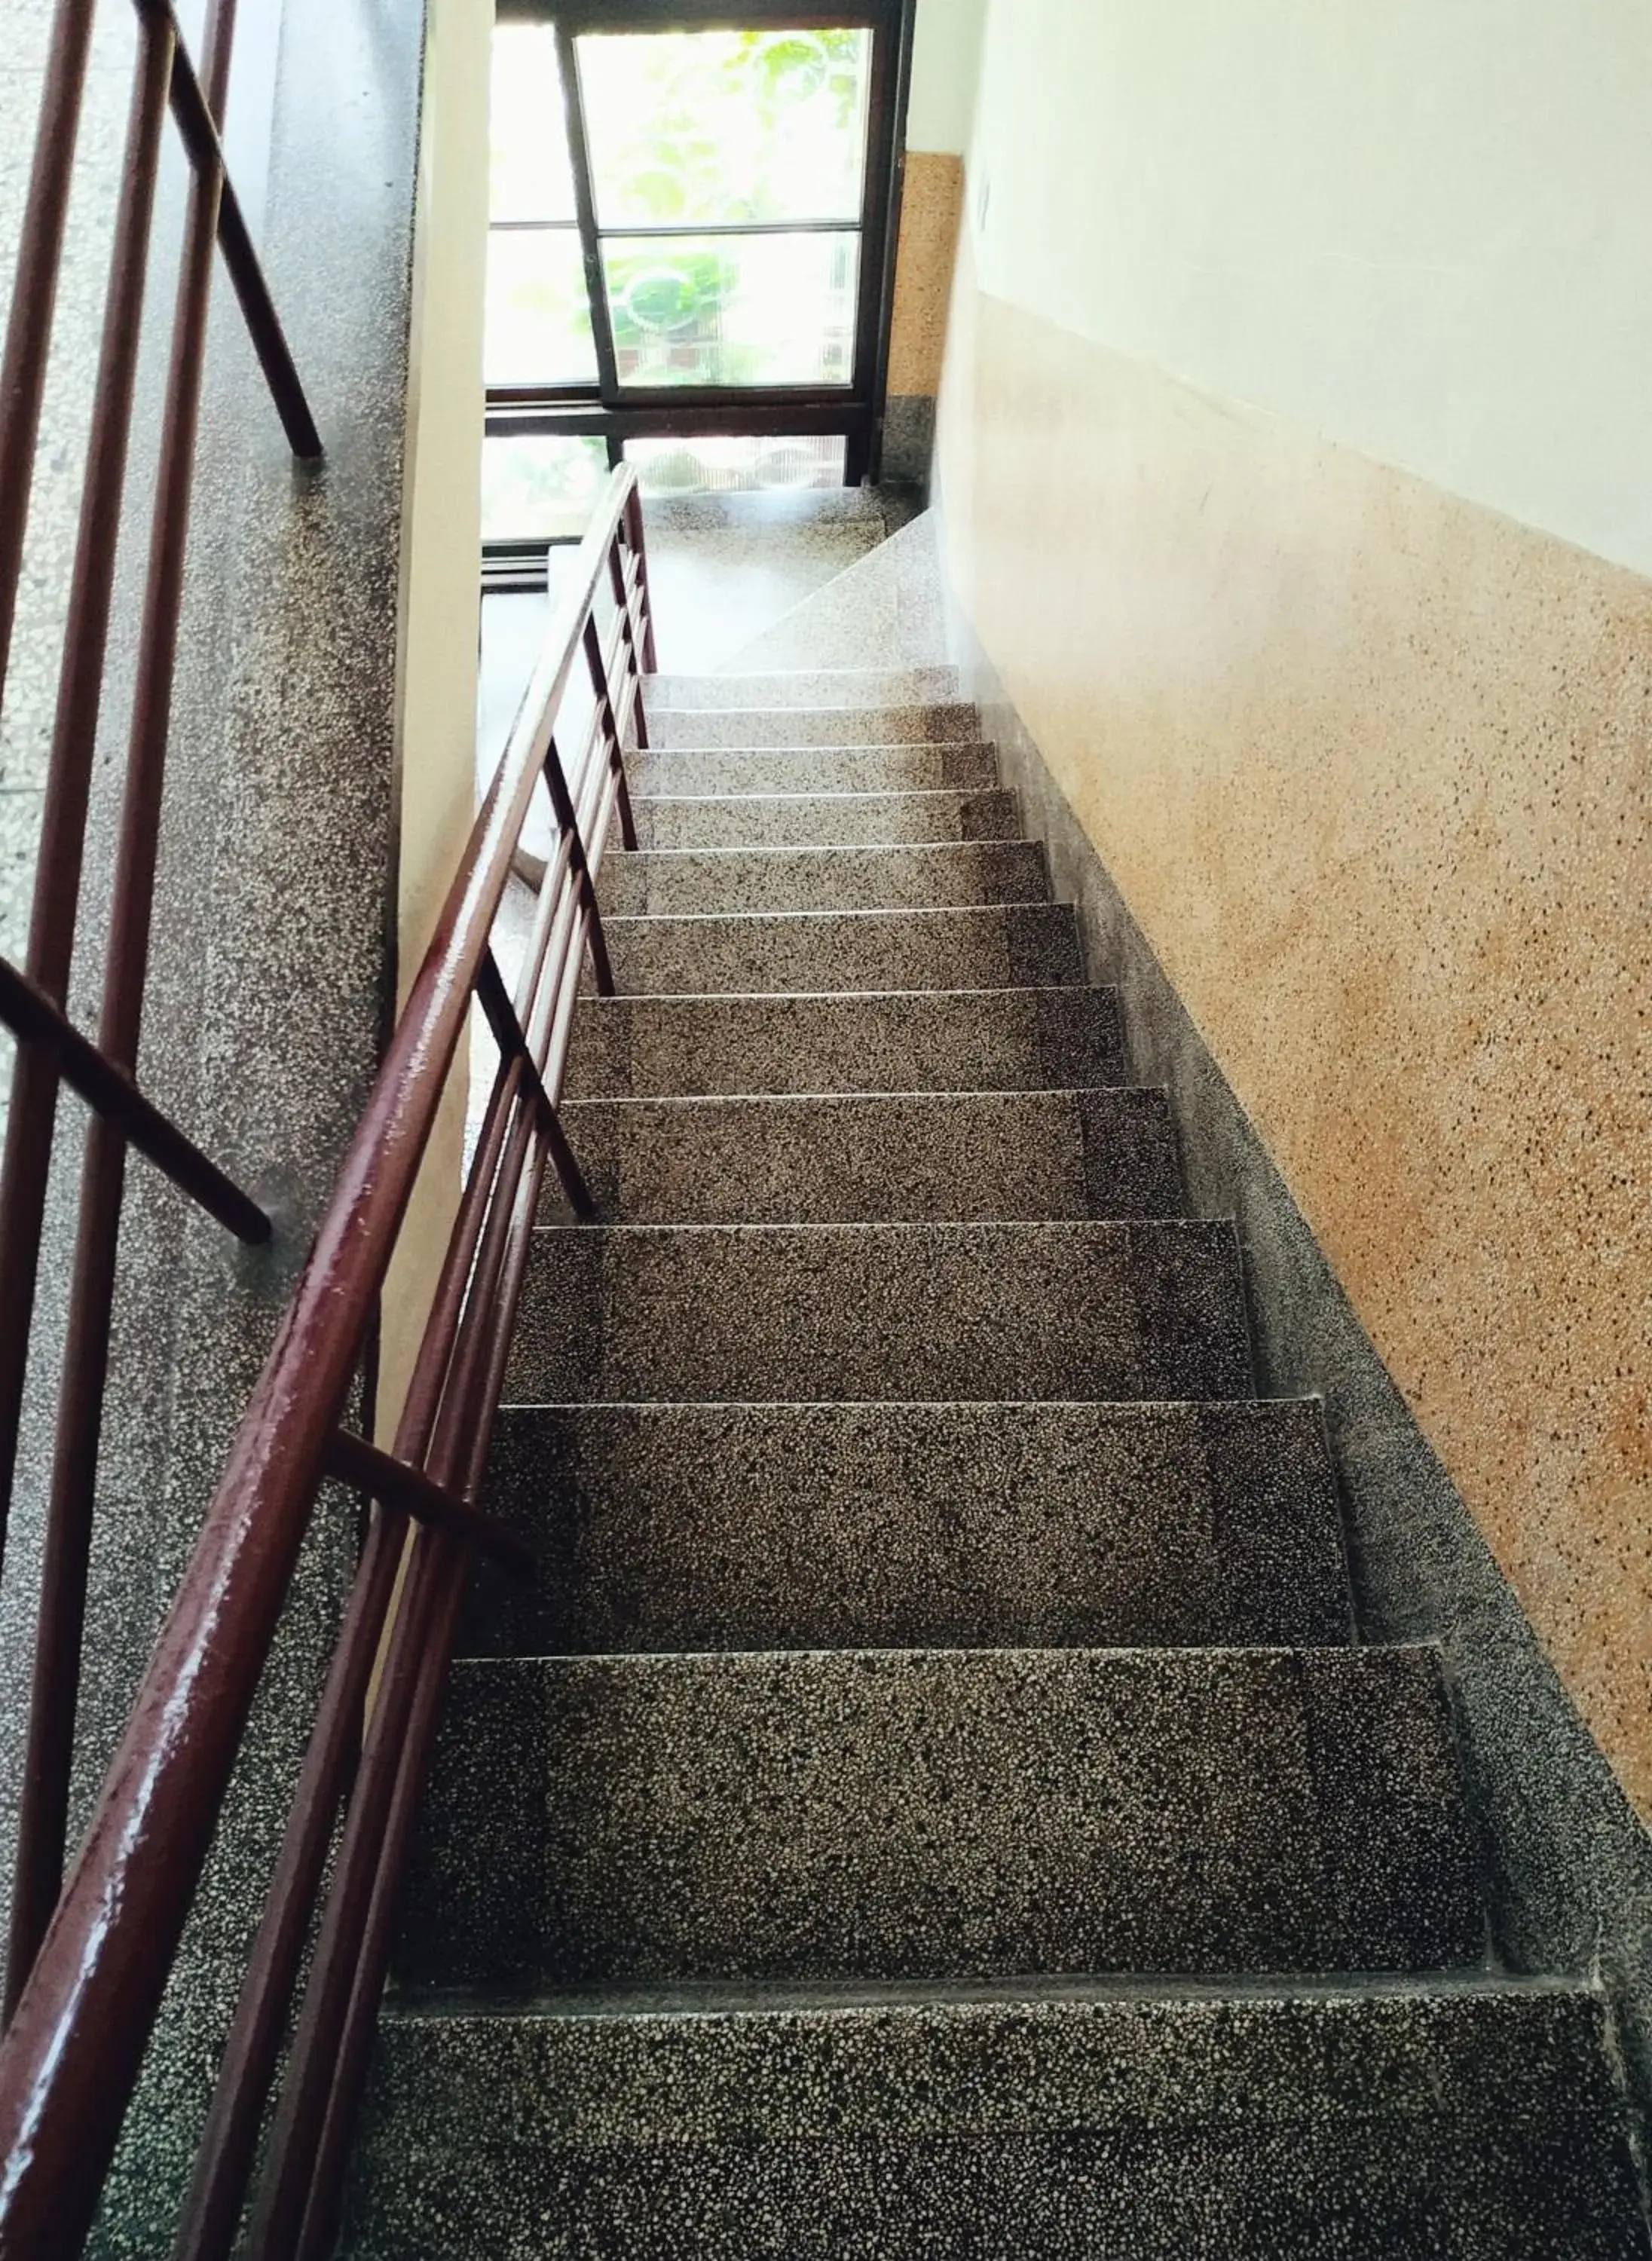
top-left (482, 0), bottom-right (912, 558)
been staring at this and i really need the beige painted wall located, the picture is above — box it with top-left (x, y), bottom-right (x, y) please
top-left (379, 0), bottom-right (491, 1437)
top-left (937, 222), bottom-right (1652, 1812)
top-left (967, 0), bottom-right (1652, 581)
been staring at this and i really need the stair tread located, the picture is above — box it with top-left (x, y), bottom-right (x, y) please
top-left (552, 1086), bottom-right (1181, 1224)
top-left (399, 1642), bottom-right (1482, 1987)
top-left (468, 1396), bottom-right (1348, 1655)
top-left (649, 665), bottom-right (961, 710)
top-left (383, 1966), bottom-right (1600, 2024)
top-left (565, 985), bottom-right (1129, 1097)
top-left (353, 1974), bottom-right (1646, 2259)
top-left (507, 1218), bottom-right (1253, 1404)
top-left (593, 901), bottom-right (1084, 997)
top-left (601, 840), bottom-right (1044, 916)
top-left (652, 702), bottom-right (984, 750)
top-left (633, 785), bottom-right (1020, 847)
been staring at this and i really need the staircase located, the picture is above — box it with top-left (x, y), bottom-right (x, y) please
top-left (344, 665), bottom-right (1649, 2256)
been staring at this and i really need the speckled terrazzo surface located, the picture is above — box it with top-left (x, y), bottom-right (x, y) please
top-left (468, 1400), bottom-right (1347, 1655)
top-left (506, 1220), bottom-right (1252, 1403)
top-left (626, 739), bottom-right (999, 796)
top-left (592, 901), bottom-right (1083, 996)
top-left (554, 1088), bottom-right (1182, 1224)
top-left (632, 783), bottom-right (1021, 849)
top-left (352, 1983), bottom-right (1647, 2258)
top-left (599, 838), bottom-right (1045, 916)
top-left (564, 985), bottom-right (1128, 1097)
top-left (348, 669), bottom-right (1650, 2250)
top-left (399, 1644), bottom-right (1480, 1987)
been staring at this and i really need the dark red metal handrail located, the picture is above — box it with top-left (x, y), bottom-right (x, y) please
top-left (0, 463), bottom-right (654, 2257)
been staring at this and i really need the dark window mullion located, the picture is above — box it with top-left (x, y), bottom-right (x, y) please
top-left (555, 20), bottom-right (624, 408)
top-left (849, 17), bottom-right (898, 406)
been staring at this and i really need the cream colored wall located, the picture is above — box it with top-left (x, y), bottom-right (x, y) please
top-left (968, 0), bottom-right (1652, 580)
top-left (938, 219), bottom-right (1652, 1810)
top-left (378, 0), bottom-right (491, 1439)
top-left (907, 0), bottom-right (985, 155)
top-left (886, 0), bottom-right (981, 442)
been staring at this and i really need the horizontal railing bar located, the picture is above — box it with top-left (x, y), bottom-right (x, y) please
top-left (323, 1430), bottom-right (534, 1574)
top-left (130, 0), bottom-right (322, 457)
top-left (477, 950), bottom-right (595, 1220)
top-left (0, 955), bottom-right (271, 1244)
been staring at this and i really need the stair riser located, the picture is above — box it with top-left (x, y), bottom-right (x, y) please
top-left (552, 1089), bottom-right (1181, 1225)
top-left (598, 842), bottom-right (1048, 919)
top-left (564, 989), bottom-right (1129, 1099)
top-left (352, 1989), bottom-right (1647, 2261)
top-left (647, 666), bottom-right (961, 709)
top-left (632, 789), bottom-right (1020, 849)
top-left (467, 1400), bottom-right (1351, 1656)
top-left (651, 703), bottom-right (981, 749)
top-left (594, 905), bottom-right (1083, 997)
top-left (506, 1222), bottom-right (1253, 1404)
top-left (398, 1646), bottom-right (1482, 1987)
top-left (628, 744), bottom-right (998, 796)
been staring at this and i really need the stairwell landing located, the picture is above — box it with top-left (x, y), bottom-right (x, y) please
top-left (344, 647), bottom-right (1650, 2254)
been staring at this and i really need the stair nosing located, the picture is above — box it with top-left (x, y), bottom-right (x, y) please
top-left (382, 1966), bottom-right (1578, 2027)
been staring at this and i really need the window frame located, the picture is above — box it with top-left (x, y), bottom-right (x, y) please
top-left (486, 0), bottom-right (917, 523)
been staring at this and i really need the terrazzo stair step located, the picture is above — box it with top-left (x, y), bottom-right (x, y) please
top-left (650, 700), bottom-right (981, 750)
top-left (648, 664), bottom-right (961, 709)
top-left (594, 904), bottom-right (1083, 997)
top-left (632, 785), bottom-right (1019, 849)
top-left (395, 1644), bottom-right (1482, 1987)
top-left (565, 986), bottom-right (1129, 1099)
top-left (350, 1981), bottom-right (1650, 2260)
top-left (552, 1089), bottom-right (1180, 1224)
top-left (505, 1221), bottom-right (1252, 1403)
top-left (466, 1399), bottom-right (1352, 1657)
top-left (599, 841), bottom-right (1046, 919)
top-left (627, 739), bottom-right (999, 796)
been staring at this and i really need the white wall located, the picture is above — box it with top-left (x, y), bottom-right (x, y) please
top-left (907, 0), bottom-right (986, 155)
top-left (967, 0), bottom-right (1652, 578)
top-left (380, 0), bottom-right (491, 1434)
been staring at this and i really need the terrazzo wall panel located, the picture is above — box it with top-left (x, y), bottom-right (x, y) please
top-left (934, 225), bottom-right (1652, 2097)
top-left (884, 150), bottom-right (963, 485)
top-left (0, 0), bottom-right (424, 2247)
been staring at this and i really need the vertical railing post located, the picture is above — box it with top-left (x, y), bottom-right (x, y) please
top-left (5, 0), bottom-right (243, 2018)
top-left (0, 7), bottom-right (176, 1715)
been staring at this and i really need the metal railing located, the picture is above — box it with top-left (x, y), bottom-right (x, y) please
top-left (0, 0), bottom-right (318, 2025)
top-left (0, 0), bottom-right (656, 2247)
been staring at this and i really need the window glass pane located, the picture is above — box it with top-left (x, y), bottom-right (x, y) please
top-left (626, 434), bottom-right (846, 496)
top-left (604, 233), bottom-right (858, 389)
top-left (491, 26), bottom-right (578, 222)
top-left (485, 229), bottom-right (599, 387)
top-left (578, 29), bottom-right (871, 228)
top-left (481, 435), bottom-right (609, 541)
